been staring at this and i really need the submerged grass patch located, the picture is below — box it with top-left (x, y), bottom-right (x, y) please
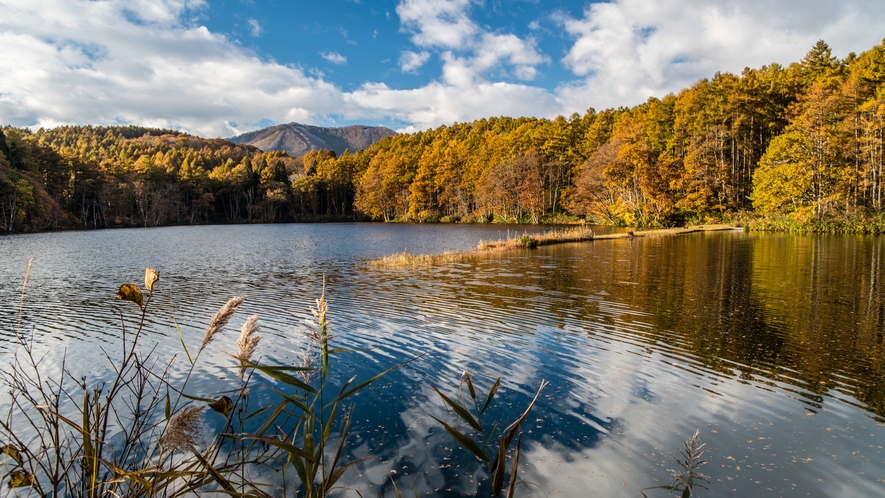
top-left (368, 249), bottom-right (466, 268)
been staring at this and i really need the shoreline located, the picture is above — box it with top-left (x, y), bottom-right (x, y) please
top-left (369, 224), bottom-right (744, 267)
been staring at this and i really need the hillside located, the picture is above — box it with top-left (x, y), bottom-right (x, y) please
top-left (228, 123), bottom-right (396, 157)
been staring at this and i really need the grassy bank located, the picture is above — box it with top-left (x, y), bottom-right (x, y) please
top-left (739, 215), bottom-right (885, 234)
top-left (369, 224), bottom-right (741, 267)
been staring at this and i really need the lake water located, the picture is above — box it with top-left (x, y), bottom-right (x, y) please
top-left (1, 224), bottom-right (884, 497)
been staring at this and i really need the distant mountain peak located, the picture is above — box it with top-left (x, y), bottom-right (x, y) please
top-left (228, 122), bottom-right (396, 157)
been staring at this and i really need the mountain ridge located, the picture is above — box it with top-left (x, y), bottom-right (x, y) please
top-left (228, 122), bottom-right (396, 157)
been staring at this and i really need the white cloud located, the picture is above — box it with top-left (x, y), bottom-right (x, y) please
top-left (554, 0), bottom-right (885, 110)
top-left (399, 50), bottom-right (431, 73)
top-left (395, 0), bottom-right (548, 86)
top-left (0, 0), bottom-right (347, 137)
top-left (122, 0), bottom-right (207, 24)
top-left (247, 18), bottom-right (262, 37)
top-left (471, 32), bottom-right (547, 81)
top-left (320, 51), bottom-right (347, 64)
top-left (346, 80), bottom-right (561, 132)
top-left (396, 0), bottom-right (476, 49)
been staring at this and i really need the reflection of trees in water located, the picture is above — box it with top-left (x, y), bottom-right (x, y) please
top-left (432, 234), bottom-right (885, 419)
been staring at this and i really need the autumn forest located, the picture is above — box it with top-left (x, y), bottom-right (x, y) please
top-left (2, 39), bottom-right (885, 234)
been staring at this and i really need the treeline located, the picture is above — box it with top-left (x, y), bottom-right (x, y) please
top-left (350, 39), bottom-right (885, 227)
top-left (0, 126), bottom-right (306, 232)
top-left (2, 39), bottom-right (884, 233)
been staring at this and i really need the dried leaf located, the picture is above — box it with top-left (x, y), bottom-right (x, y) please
top-left (209, 396), bottom-right (234, 417)
top-left (144, 268), bottom-right (159, 293)
top-left (0, 445), bottom-right (22, 465)
top-left (116, 284), bottom-right (143, 308)
top-left (6, 470), bottom-right (34, 488)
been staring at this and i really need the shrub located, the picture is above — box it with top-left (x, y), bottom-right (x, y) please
top-left (518, 234), bottom-right (539, 248)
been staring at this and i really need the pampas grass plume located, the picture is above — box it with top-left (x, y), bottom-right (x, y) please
top-left (165, 405), bottom-right (204, 452)
top-left (200, 296), bottom-right (246, 353)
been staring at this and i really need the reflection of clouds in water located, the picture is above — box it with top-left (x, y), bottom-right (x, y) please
top-left (341, 291), bottom-right (878, 496)
top-left (338, 397), bottom-right (501, 497)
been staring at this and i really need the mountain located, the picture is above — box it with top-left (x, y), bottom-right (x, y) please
top-left (228, 123), bottom-right (396, 157)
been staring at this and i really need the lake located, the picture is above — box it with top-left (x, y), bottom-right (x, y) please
top-left (1, 223), bottom-right (884, 497)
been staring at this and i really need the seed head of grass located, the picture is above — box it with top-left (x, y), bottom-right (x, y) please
top-left (200, 296), bottom-right (246, 353)
top-left (236, 315), bottom-right (261, 379)
top-left (669, 429), bottom-right (710, 495)
top-left (297, 343), bottom-right (316, 384)
top-left (164, 405), bottom-right (204, 452)
top-left (305, 291), bottom-right (333, 347)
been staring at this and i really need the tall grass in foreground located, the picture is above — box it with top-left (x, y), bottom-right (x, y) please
top-left (0, 268), bottom-right (420, 496)
top-left (429, 370), bottom-right (547, 498)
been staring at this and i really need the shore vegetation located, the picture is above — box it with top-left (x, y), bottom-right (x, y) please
top-left (369, 224), bottom-right (739, 267)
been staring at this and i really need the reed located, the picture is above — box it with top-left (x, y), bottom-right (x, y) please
top-left (1, 267), bottom-right (223, 497)
top-left (641, 429), bottom-right (710, 498)
top-left (1, 265), bottom-right (423, 497)
top-left (235, 315), bottom-right (261, 380)
top-left (200, 295), bottom-right (246, 353)
top-left (430, 370), bottom-right (548, 498)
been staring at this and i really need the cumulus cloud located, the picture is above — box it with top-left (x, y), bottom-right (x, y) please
top-left (554, 0), bottom-right (885, 109)
top-left (0, 0), bottom-right (349, 137)
top-left (395, 0), bottom-right (548, 86)
top-left (396, 0), bottom-right (476, 49)
top-left (320, 51), bottom-right (347, 64)
top-left (399, 50), bottom-right (431, 73)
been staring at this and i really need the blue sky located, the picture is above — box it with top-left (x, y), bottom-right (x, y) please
top-left (200, 0), bottom-right (584, 94)
top-left (1, 0), bottom-right (883, 137)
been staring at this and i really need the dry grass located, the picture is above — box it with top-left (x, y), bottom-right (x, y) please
top-left (200, 295), bottom-right (246, 353)
top-left (164, 406), bottom-right (205, 453)
top-left (370, 224), bottom-right (740, 268)
top-left (368, 250), bottom-right (466, 268)
top-left (477, 225), bottom-right (597, 251)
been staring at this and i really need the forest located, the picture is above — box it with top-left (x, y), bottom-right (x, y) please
top-left (2, 39), bottom-right (884, 233)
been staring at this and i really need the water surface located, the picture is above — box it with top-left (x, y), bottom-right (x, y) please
top-left (1, 224), bottom-right (883, 497)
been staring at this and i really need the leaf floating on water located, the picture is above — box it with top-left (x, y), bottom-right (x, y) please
top-left (0, 445), bottom-right (22, 465)
top-left (144, 268), bottom-right (159, 293)
top-left (116, 284), bottom-right (143, 308)
top-left (6, 470), bottom-right (34, 488)
top-left (209, 396), bottom-right (234, 417)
